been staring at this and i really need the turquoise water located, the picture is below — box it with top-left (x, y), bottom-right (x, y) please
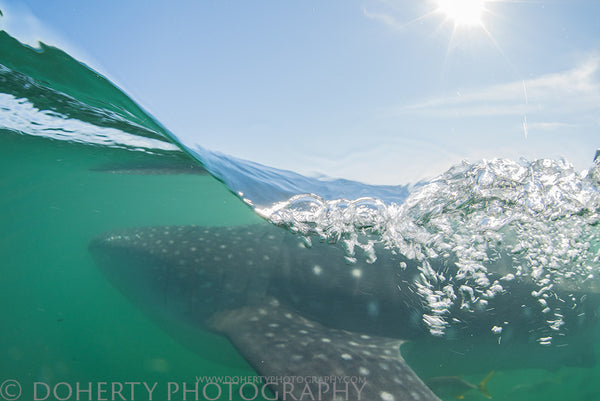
top-left (1, 31), bottom-right (600, 401)
top-left (1, 131), bottom-right (263, 400)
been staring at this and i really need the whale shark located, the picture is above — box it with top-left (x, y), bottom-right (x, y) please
top-left (89, 223), bottom-right (600, 401)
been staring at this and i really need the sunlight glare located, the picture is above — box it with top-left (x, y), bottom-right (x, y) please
top-left (436, 0), bottom-right (487, 27)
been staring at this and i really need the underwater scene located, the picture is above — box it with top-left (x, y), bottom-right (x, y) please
top-left (1, 22), bottom-right (600, 401)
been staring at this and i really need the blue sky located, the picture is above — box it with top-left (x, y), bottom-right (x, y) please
top-left (1, 0), bottom-right (599, 184)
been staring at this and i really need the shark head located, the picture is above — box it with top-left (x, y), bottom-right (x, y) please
top-left (89, 225), bottom-right (270, 327)
top-left (89, 224), bottom-right (427, 338)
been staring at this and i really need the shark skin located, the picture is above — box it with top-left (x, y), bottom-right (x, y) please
top-left (89, 223), bottom-right (600, 400)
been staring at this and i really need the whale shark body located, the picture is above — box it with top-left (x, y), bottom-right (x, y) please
top-left (90, 223), bottom-right (600, 401)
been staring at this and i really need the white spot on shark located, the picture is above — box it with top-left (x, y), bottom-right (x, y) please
top-left (341, 353), bottom-right (352, 360)
top-left (352, 269), bottom-right (362, 278)
top-left (313, 265), bottom-right (323, 275)
top-left (367, 301), bottom-right (379, 317)
top-left (380, 391), bottom-right (394, 401)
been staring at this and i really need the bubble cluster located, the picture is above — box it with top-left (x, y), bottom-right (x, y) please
top-left (258, 158), bottom-right (600, 340)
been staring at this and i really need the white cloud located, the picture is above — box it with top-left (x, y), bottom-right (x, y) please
top-left (401, 57), bottom-right (600, 120)
top-left (526, 122), bottom-right (575, 131)
top-left (363, 8), bottom-right (404, 31)
top-left (363, 2), bottom-right (434, 32)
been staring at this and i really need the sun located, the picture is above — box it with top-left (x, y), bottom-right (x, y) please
top-left (436, 0), bottom-right (488, 27)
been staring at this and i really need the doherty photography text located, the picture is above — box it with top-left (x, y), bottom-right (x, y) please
top-left (0, 376), bottom-right (367, 401)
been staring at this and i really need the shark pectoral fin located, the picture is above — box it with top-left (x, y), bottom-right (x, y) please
top-left (210, 300), bottom-right (441, 401)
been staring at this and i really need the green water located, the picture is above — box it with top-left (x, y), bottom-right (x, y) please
top-left (0, 131), bottom-right (265, 401)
